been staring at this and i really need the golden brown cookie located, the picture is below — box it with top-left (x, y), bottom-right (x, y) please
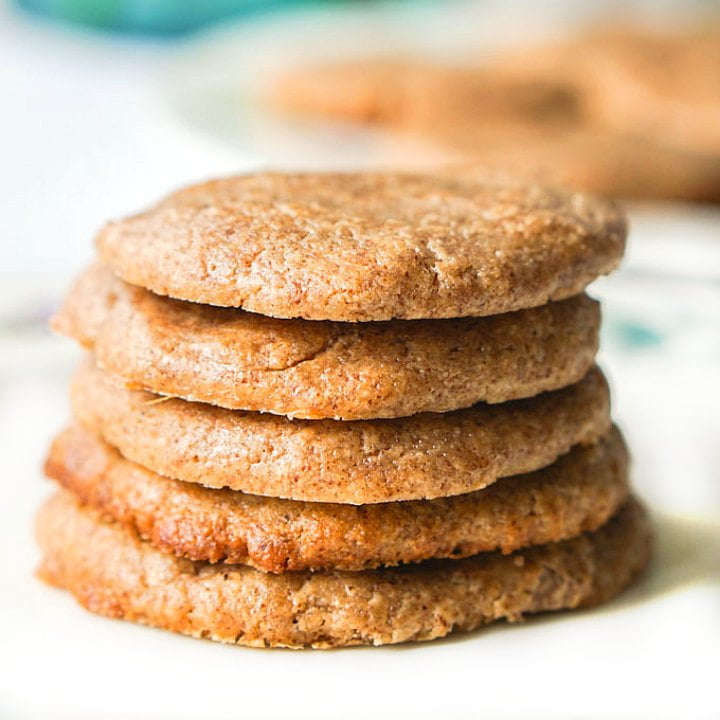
top-left (54, 264), bottom-right (602, 419)
top-left (488, 26), bottom-right (720, 157)
top-left (95, 172), bottom-right (626, 321)
top-left (70, 360), bottom-right (611, 503)
top-left (36, 492), bottom-right (651, 649)
top-left (45, 424), bottom-right (629, 573)
top-left (268, 45), bottom-right (720, 202)
top-left (269, 59), bottom-right (576, 135)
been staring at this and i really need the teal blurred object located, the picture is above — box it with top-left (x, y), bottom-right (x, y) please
top-left (16, 0), bottom-right (350, 35)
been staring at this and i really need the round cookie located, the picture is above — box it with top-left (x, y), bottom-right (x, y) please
top-left (45, 425), bottom-right (629, 573)
top-left (54, 264), bottom-right (601, 419)
top-left (36, 492), bottom-right (651, 649)
top-left (70, 360), bottom-right (611, 504)
top-left (95, 171), bottom-right (626, 321)
top-left (268, 54), bottom-right (720, 203)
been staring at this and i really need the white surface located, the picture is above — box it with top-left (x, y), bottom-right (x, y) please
top-left (1, 4), bottom-right (719, 719)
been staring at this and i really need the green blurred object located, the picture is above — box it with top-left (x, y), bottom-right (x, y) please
top-left (15, 0), bottom-right (357, 35)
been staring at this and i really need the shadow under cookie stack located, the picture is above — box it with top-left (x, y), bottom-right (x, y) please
top-left (37, 171), bottom-right (651, 649)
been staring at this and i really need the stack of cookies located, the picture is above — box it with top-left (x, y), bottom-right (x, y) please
top-left (37, 171), bottom-right (651, 649)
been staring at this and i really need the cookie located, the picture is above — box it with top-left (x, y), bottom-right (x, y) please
top-left (70, 360), bottom-right (610, 503)
top-left (489, 26), bottom-right (720, 157)
top-left (270, 60), bottom-right (584, 136)
top-left (55, 264), bottom-right (601, 419)
top-left (36, 492), bottom-right (651, 648)
top-left (268, 51), bottom-right (720, 202)
top-left (45, 424), bottom-right (629, 573)
top-left (95, 171), bottom-right (626, 321)
top-left (269, 60), bottom-right (572, 135)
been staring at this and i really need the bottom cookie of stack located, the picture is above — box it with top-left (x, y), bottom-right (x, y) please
top-left (36, 491), bottom-right (650, 649)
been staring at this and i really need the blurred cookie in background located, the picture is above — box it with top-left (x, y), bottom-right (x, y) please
top-left (489, 26), bottom-right (720, 157)
top-left (267, 25), bottom-right (720, 202)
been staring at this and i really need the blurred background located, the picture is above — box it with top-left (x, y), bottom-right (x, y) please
top-left (1, 1), bottom-right (719, 718)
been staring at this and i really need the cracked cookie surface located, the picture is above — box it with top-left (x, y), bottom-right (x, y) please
top-left (69, 361), bottom-right (610, 503)
top-left (54, 264), bottom-right (601, 419)
top-left (36, 492), bottom-right (651, 648)
top-left (95, 171), bottom-right (626, 321)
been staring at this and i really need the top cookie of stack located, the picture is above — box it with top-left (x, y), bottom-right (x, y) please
top-left (95, 172), bottom-right (624, 323)
top-left (60, 171), bottom-right (625, 422)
